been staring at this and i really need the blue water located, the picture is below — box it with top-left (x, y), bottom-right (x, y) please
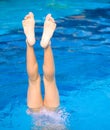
top-left (0, 0), bottom-right (110, 129)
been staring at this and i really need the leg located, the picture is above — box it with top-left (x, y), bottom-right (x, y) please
top-left (43, 46), bottom-right (59, 109)
top-left (41, 14), bottom-right (60, 109)
top-left (22, 12), bottom-right (43, 110)
top-left (26, 45), bottom-right (43, 110)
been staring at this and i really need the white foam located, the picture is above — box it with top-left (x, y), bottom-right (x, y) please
top-left (28, 107), bottom-right (69, 129)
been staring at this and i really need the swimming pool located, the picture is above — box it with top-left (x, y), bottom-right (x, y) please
top-left (0, 0), bottom-right (110, 129)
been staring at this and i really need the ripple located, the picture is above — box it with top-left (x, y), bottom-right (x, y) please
top-left (89, 34), bottom-right (102, 40)
top-left (99, 27), bottom-right (110, 32)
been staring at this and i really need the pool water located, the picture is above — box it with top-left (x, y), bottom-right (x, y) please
top-left (0, 0), bottom-right (110, 130)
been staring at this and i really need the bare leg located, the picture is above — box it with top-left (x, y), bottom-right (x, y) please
top-left (22, 12), bottom-right (43, 110)
top-left (43, 46), bottom-right (59, 109)
top-left (41, 14), bottom-right (60, 109)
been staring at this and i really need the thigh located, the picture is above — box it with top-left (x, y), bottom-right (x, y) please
top-left (27, 75), bottom-right (43, 109)
top-left (43, 76), bottom-right (60, 109)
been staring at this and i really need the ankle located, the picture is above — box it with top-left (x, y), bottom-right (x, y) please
top-left (40, 40), bottom-right (51, 48)
top-left (26, 39), bottom-right (35, 47)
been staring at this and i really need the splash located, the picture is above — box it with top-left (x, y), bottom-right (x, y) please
top-left (28, 107), bottom-right (69, 130)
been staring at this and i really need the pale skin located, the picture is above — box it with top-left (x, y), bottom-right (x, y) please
top-left (22, 12), bottom-right (59, 111)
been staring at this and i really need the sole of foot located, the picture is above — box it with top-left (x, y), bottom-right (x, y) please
top-left (22, 12), bottom-right (36, 46)
top-left (40, 14), bottom-right (56, 48)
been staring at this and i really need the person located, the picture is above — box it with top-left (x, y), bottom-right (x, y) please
top-left (22, 12), bottom-right (59, 112)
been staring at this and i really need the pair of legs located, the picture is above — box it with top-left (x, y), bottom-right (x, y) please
top-left (22, 12), bottom-right (59, 111)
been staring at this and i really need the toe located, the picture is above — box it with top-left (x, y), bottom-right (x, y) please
top-left (24, 12), bottom-right (34, 20)
top-left (46, 14), bottom-right (51, 20)
top-left (24, 15), bottom-right (29, 20)
top-left (50, 17), bottom-right (55, 23)
top-left (29, 12), bottom-right (34, 18)
top-left (22, 20), bottom-right (26, 26)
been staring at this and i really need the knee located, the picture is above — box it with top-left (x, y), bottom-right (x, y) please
top-left (43, 65), bottom-right (54, 81)
top-left (28, 64), bottom-right (38, 80)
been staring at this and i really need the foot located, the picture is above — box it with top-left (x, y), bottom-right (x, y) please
top-left (22, 12), bottom-right (36, 46)
top-left (40, 14), bottom-right (56, 48)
